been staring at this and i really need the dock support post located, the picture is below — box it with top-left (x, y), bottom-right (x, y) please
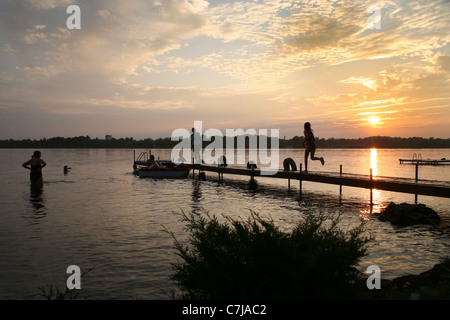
top-left (249, 166), bottom-right (257, 188)
top-left (218, 164), bottom-right (223, 182)
top-left (339, 164), bottom-right (343, 201)
top-left (370, 168), bottom-right (373, 210)
top-left (299, 163), bottom-right (303, 199)
top-left (415, 163), bottom-right (419, 181)
top-left (415, 163), bottom-right (419, 204)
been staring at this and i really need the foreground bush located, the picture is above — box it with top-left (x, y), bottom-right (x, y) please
top-left (166, 210), bottom-right (370, 299)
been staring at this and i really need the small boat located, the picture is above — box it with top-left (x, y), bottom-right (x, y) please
top-left (133, 151), bottom-right (190, 178)
top-left (135, 160), bottom-right (190, 178)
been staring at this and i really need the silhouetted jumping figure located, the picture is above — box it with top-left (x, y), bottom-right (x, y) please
top-left (302, 122), bottom-right (324, 172)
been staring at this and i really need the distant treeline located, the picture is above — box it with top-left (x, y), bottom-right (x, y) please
top-left (0, 135), bottom-right (449, 149)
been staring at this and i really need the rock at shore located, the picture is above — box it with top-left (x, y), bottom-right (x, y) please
top-left (392, 260), bottom-right (449, 292)
top-left (378, 202), bottom-right (441, 227)
top-left (360, 258), bottom-right (450, 300)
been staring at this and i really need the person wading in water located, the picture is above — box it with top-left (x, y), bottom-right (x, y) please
top-left (22, 151), bottom-right (47, 186)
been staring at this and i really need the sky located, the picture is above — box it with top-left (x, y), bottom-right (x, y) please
top-left (0, 0), bottom-right (449, 140)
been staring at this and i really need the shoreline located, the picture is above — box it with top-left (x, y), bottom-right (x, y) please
top-left (1, 136), bottom-right (449, 149)
top-left (361, 257), bottom-right (450, 300)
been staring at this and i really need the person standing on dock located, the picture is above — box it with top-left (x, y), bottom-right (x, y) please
top-left (303, 122), bottom-right (324, 172)
top-left (22, 150), bottom-right (47, 186)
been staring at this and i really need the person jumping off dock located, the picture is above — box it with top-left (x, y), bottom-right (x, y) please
top-left (303, 122), bottom-right (324, 172)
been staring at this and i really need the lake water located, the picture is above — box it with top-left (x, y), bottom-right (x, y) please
top-left (0, 148), bottom-right (449, 299)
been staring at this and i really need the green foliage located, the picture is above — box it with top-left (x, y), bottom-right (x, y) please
top-left (35, 266), bottom-right (95, 300)
top-left (37, 285), bottom-right (81, 300)
top-left (166, 210), bottom-right (371, 300)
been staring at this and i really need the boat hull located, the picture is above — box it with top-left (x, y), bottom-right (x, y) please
top-left (138, 168), bottom-right (190, 179)
top-left (134, 158), bottom-right (190, 178)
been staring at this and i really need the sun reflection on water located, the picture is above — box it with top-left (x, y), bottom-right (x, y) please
top-left (360, 148), bottom-right (384, 219)
top-left (370, 148), bottom-right (378, 177)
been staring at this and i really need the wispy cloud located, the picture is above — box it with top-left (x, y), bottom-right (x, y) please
top-left (0, 0), bottom-right (448, 139)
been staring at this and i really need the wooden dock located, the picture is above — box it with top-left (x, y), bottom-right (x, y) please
top-left (187, 164), bottom-right (450, 200)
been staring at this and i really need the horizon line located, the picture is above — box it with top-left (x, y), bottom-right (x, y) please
top-left (1, 135), bottom-right (450, 141)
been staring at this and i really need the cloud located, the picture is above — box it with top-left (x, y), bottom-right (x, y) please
top-left (340, 76), bottom-right (377, 90)
top-left (437, 55), bottom-right (450, 72)
top-left (267, 0), bottom-right (449, 68)
top-left (24, 27), bottom-right (48, 44)
top-left (23, 0), bottom-right (73, 10)
top-left (0, 0), bottom-right (449, 139)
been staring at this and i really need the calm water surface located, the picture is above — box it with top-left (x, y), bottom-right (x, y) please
top-left (0, 148), bottom-right (449, 299)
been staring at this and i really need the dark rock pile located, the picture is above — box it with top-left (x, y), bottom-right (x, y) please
top-left (378, 202), bottom-right (441, 227)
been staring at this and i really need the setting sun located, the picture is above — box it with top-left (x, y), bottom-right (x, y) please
top-left (368, 116), bottom-right (380, 126)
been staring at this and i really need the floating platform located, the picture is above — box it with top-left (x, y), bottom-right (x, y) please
top-left (187, 164), bottom-right (450, 199)
top-left (399, 159), bottom-right (450, 165)
top-left (399, 152), bottom-right (449, 165)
